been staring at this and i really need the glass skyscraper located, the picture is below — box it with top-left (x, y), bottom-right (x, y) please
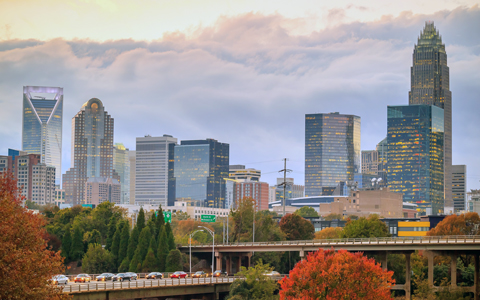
top-left (113, 143), bottom-right (130, 204)
top-left (174, 139), bottom-right (229, 208)
top-left (387, 105), bottom-right (444, 215)
top-left (22, 86), bottom-right (63, 185)
top-left (63, 98), bottom-right (115, 205)
top-left (409, 22), bottom-right (452, 208)
top-left (305, 112), bottom-right (361, 197)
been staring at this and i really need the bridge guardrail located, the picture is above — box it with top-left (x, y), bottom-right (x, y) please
top-left (182, 235), bottom-right (480, 248)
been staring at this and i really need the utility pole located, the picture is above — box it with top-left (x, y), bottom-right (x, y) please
top-left (278, 158), bottom-right (292, 216)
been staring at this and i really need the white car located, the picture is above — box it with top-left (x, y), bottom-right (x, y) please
top-left (51, 275), bottom-right (69, 285)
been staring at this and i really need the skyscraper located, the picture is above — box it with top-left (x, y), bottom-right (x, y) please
top-left (387, 105), bottom-right (444, 215)
top-left (22, 86), bottom-right (63, 185)
top-left (174, 139), bottom-right (229, 208)
top-left (452, 165), bottom-right (466, 213)
top-left (305, 112), bottom-right (361, 197)
top-left (135, 135), bottom-right (177, 207)
top-left (63, 98), bottom-right (115, 204)
top-left (409, 22), bottom-right (452, 208)
top-left (113, 143), bottom-right (130, 204)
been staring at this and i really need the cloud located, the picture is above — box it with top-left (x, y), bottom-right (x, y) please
top-left (0, 6), bottom-right (479, 189)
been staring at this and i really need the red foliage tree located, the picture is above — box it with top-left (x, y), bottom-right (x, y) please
top-left (0, 173), bottom-right (71, 299)
top-left (280, 213), bottom-right (314, 240)
top-left (279, 249), bottom-right (395, 300)
top-left (427, 212), bottom-right (480, 236)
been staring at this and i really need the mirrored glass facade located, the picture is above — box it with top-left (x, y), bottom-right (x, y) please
top-left (174, 139), bottom-right (229, 208)
top-left (113, 143), bottom-right (130, 204)
top-left (305, 112), bottom-right (361, 197)
top-left (409, 22), bottom-right (452, 208)
top-left (22, 86), bottom-right (63, 185)
top-left (387, 105), bottom-right (444, 215)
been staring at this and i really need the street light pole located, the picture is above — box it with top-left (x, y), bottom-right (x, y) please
top-left (189, 229), bottom-right (204, 276)
top-left (198, 226), bottom-right (215, 279)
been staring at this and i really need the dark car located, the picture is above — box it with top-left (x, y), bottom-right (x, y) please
top-left (191, 271), bottom-right (207, 278)
top-left (125, 272), bottom-right (138, 280)
top-left (170, 271), bottom-right (188, 278)
top-left (112, 273), bottom-right (133, 282)
top-left (146, 272), bottom-right (163, 279)
top-left (74, 274), bottom-right (91, 283)
top-left (212, 270), bottom-right (228, 277)
top-left (96, 273), bottom-right (115, 281)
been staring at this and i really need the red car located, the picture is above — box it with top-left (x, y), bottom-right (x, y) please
top-left (170, 271), bottom-right (187, 278)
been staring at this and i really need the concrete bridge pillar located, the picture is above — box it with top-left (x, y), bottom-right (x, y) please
top-left (379, 251), bottom-right (388, 270)
top-left (299, 250), bottom-right (305, 261)
top-left (450, 254), bottom-right (457, 287)
top-left (236, 254), bottom-right (242, 273)
top-left (405, 252), bottom-right (411, 300)
top-left (226, 255), bottom-right (231, 274)
top-left (426, 251), bottom-right (436, 288)
top-left (215, 252), bottom-right (223, 271)
top-left (247, 252), bottom-right (252, 268)
top-left (474, 254), bottom-right (479, 300)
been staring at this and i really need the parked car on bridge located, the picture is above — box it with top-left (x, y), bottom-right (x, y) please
top-left (125, 272), bottom-right (138, 280)
top-left (212, 270), bottom-right (228, 277)
top-left (146, 272), bottom-right (163, 279)
top-left (112, 273), bottom-right (133, 282)
top-left (51, 275), bottom-right (69, 285)
top-left (96, 273), bottom-right (115, 281)
top-left (191, 271), bottom-right (207, 278)
top-left (74, 274), bottom-right (91, 283)
top-left (170, 271), bottom-right (188, 278)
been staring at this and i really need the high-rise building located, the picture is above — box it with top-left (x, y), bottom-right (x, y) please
top-left (113, 143), bottom-right (130, 204)
top-left (409, 22), bottom-right (452, 208)
top-left (361, 138), bottom-right (387, 186)
top-left (234, 181), bottom-right (270, 211)
top-left (229, 165), bottom-right (261, 182)
top-left (134, 135), bottom-right (177, 207)
top-left (22, 86), bottom-right (63, 185)
top-left (63, 98), bottom-right (115, 204)
top-left (129, 151), bottom-right (136, 205)
top-left (85, 177), bottom-right (121, 205)
top-left (376, 138), bottom-right (388, 184)
top-left (387, 105), bottom-right (444, 215)
top-left (275, 178), bottom-right (304, 201)
top-left (452, 165), bottom-right (466, 213)
top-left (174, 139), bottom-right (229, 208)
top-left (305, 112), bottom-right (361, 197)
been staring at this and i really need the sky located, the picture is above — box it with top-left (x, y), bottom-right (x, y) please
top-left (0, 0), bottom-right (479, 191)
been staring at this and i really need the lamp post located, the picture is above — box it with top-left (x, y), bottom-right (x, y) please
top-left (189, 229), bottom-right (205, 276)
top-left (198, 226), bottom-right (215, 279)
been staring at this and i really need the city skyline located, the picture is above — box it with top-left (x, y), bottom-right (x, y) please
top-left (0, 4), bottom-right (479, 191)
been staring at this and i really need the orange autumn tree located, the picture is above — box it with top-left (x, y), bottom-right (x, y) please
top-left (427, 212), bottom-right (480, 236)
top-left (0, 173), bottom-right (70, 300)
top-left (314, 227), bottom-right (342, 240)
top-left (279, 249), bottom-right (394, 300)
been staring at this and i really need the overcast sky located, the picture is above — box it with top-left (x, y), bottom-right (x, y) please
top-left (0, 1), bottom-right (479, 191)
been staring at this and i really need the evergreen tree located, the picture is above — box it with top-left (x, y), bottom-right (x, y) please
top-left (61, 227), bottom-right (72, 262)
top-left (148, 212), bottom-right (157, 237)
top-left (118, 221), bottom-right (130, 266)
top-left (157, 226), bottom-right (169, 271)
top-left (155, 205), bottom-right (165, 234)
top-left (129, 253), bottom-right (141, 272)
top-left (111, 221), bottom-right (123, 266)
top-left (165, 249), bottom-right (183, 272)
top-left (135, 226), bottom-right (152, 262)
top-left (118, 257), bottom-right (130, 272)
top-left (149, 234), bottom-right (157, 257)
top-left (127, 225), bottom-right (139, 260)
top-left (165, 222), bottom-right (176, 250)
top-left (142, 247), bottom-right (158, 272)
top-left (136, 207), bottom-right (146, 232)
top-left (70, 225), bottom-right (84, 261)
top-left (105, 215), bottom-right (118, 251)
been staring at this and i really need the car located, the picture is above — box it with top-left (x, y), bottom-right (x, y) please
top-left (170, 271), bottom-right (188, 278)
top-left (112, 273), bottom-right (133, 282)
top-left (212, 270), bottom-right (228, 277)
top-left (264, 271), bottom-right (281, 279)
top-left (125, 272), bottom-right (138, 280)
top-left (73, 274), bottom-right (91, 283)
top-left (96, 273), bottom-right (115, 281)
top-left (191, 271), bottom-right (207, 278)
top-left (146, 272), bottom-right (163, 279)
top-left (51, 275), bottom-right (69, 285)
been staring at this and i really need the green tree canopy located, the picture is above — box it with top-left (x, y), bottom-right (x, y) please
top-left (166, 249), bottom-right (183, 272)
top-left (136, 208), bottom-right (146, 232)
top-left (230, 197), bottom-right (255, 242)
top-left (61, 226), bottom-right (72, 261)
top-left (70, 225), bottom-right (84, 261)
top-left (127, 225), bottom-right (139, 260)
top-left (226, 260), bottom-right (277, 300)
top-left (142, 247), bottom-right (158, 272)
top-left (323, 213), bottom-right (343, 221)
top-left (165, 223), bottom-right (176, 250)
top-left (157, 226), bottom-right (169, 271)
top-left (295, 206), bottom-right (319, 218)
top-left (279, 214), bottom-right (314, 241)
top-left (118, 221), bottom-right (130, 267)
top-left (82, 243), bottom-right (115, 274)
top-left (340, 215), bottom-right (390, 239)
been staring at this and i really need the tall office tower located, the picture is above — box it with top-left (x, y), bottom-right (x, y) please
top-left (63, 98), bottom-right (115, 205)
top-left (174, 139), bottom-right (229, 208)
top-left (22, 86), bottom-right (63, 185)
top-left (305, 112), bottom-right (361, 197)
top-left (361, 150), bottom-right (378, 175)
top-left (451, 165), bottom-right (466, 213)
top-left (85, 177), bottom-right (121, 205)
top-left (229, 165), bottom-right (261, 182)
top-left (135, 135), bottom-right (177, 207)
top-left (409, 22), bottom-right (452, 208)
top-left (113, 143), bottom-right (130, 204)
top-left (275, 178), bottom-right (304, 201)
top-left (360, 138), bottom-right (388, 186)
top-left (387, 105), bottom-right (444, 215)
top-left (129, 151), bottom-right (136, 204)
top-left (376, 138), bottom-right (388, 184)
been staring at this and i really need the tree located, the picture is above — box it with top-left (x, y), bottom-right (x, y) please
top-left (82, 243), bottom-right (115, 274)
top-left (280, 214), bottom-right (314, 240)
top-left (136, 207), bottom-right (146, 232)
top-left (166, 249), bottom-right (183, 272)
top-left (226, 260), bottom-right (277, 300)
top-left (155, 205), bottom-right (165, 234)
top-left (165, 222), bottom-right (176, 250)
top-left (118, 221), bottom-right (130, 267)
top-left (157, 226), bottom-right (169, 271)
top-left (127, 225), bottom-right (139, 260)
top-left (279, 249), bottom-right (394, 300)
top-left (172, 211), bottom-right (190, 221)
top-left (105, 215), bottom-right (118, 251)
top-left (84, 229), bottom-right (101, 246)
top-left (340, 214), bottom-right (390, 238)
top-left (0, 172), bottom-right (70, 299)
top-left (254, 210), bottom-right (286, 242)
top-left (118, 257), bottom-right (130, 272)
top-left (110, 221), bottom-right (124, 266)
top-left (70, 225), bottom-right (84, 261)
top-left (230, 197), bottom-right (255, 242)
top-left (62, 227), bottom-right (72, 261)
top-left (427, 212), bottom-right (480, 236)
top-left (135, 226), bottom-right (152, 262)
top-left (142, 247), bottom-right (158, 272)
top-left (324, 213), bottom-right (343, 221)
top-left (314, 227), bottom-right (342, 240)
top-left (295, 206), bottom-right (319, 218)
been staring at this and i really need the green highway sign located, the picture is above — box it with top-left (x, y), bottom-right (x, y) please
top-left (201, 214), bottom-right (216, 223)
top-left (163, 211), bottom-right (172, 223)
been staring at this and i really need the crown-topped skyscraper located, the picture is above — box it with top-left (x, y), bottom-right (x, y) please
top-left (409, 22), bottom-right (452, 209)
